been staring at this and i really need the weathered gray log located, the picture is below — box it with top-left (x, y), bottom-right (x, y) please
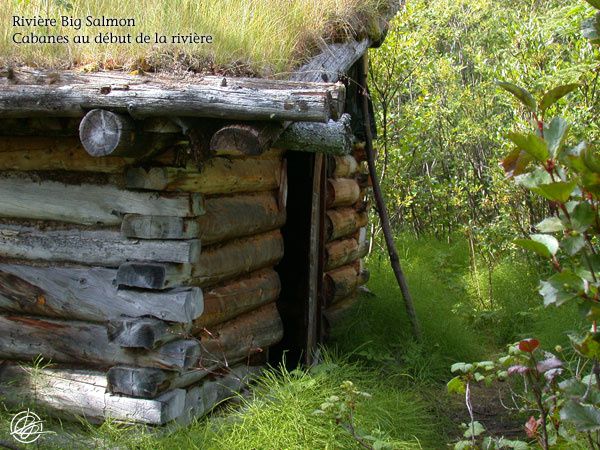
top-left (329, 154), bottom-right (359, 178)
top-left (199, 302), bottom-right (284, 367)
top-left (325, 208), bottom-right (369, 241)
top-left (323, 264), bottom-right (360, 306)
top-left (326, 178), bottom-right (361, 208)
top-left (0, 315), bottom-right (200, 370)
top-left (0, 71), bottom-right (339, 122)
top-left (79, 109), bottom-right (177, 158)
top-left (0, 364), bottom-right (186, 424)
top-left (125, 157), bottom-right (281, 195)
top-left (191, 230), bottom-right (284, 287)
top-left (0, 226), bottom-right (201, 266)
top-left (0, 264), bottom-right (203, 323)
top-left (274, 114), bottom-right (353, 155)
top-left (107, 318), bottom-right (190, 349)
top-left (117, 263), bottom-right (192, 290)
top-left (194, 268), bottom-right (281, 330)
top-left (210, 123), bottom-right (284, 156)
top-left (0, 176), bottom-right (204, 225)
top-left (121, 192), bottom-right (285, 244)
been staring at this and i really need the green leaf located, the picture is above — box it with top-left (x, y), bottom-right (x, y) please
top-left (570, 333), bottom-right (600, 359)
top-left (539, 270), bottom-right (586, 306)
top-left (562, 235), bottom-right (586, 256)
top-left (582, 145), bottom-right (600, 173)
top-left (572, 202), bottom-right (596, 232)
top-left (532, 180), bottom-right (577, 203)
top-left (515, 168), bottom-right (552, 189)
top-left (560, 400), bottom-right (600, 432)
top-left (515, 234), bottom-right (559, 258)
top-left (454, 441), bottom-right (475, 450)
top-left (540, 87), bottom-right (579, 114)
top-left (507, 132), bottom-right (549, 162)
top-left (498, 82), bottom-right (537, 113)
top-left (544, 117), bottom-right (570, 158)
top-left (451, 362), bottom-right (474, 374)
top-left (583, 13), bottom-right (600, 45)
top-left (464, 421), bottom-right (485, 438)
top-left (501, 148), bottom-right (533, 178)
top-left (562, 142), bottom-right (588, 173)
top-left (447, 376), bottom-right (466, 394)
top-left (536, 217), bottom-right (564, 233)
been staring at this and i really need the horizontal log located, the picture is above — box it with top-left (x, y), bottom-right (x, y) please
top-left (194, 268), bottom-right (281, 330)
top-left (275, 114), bottom-right (353, 155)
top-left (210, 123), bottom-right (283, 157)
top-left (199, 302), bottom-right (284, 367)
top-left (0, 264), bottom-right (203, 323)
top-left (0, 176), bottom-right (204, 226)
top-left (0, 225), bottom-right (201, 266)
top-left (324, 293), bottom-right (359, 328)
top-left (325, 238), bottom-right (362, 271)
top-left (117, 263), bottom-right (192, 290)
top-left (0, 364), bottom-right (186, 424)
top-left (328, 154), bottom-right (359, 178)
top-left (0, 315), bottom-right (200, 370)
top-left (107, 318), bottom-right (190, 349)
top-left (323, 264), bottom-right (360, 306)
top-left (126, 158), bottom-right (282, 195)
top-left (191, 230), bottom-right (284, 287)
top-left (0, 71), bottom-right (339, 122)
top-left (121, 192), bottom-right (285, 244)
top-left (326, 178), bottom-right (360, 208)
top-left (325, 208), bottom-right (369, 241)
top-left (0, 118), bottom-right (80, 137)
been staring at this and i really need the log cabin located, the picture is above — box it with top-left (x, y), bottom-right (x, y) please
top-left (0, 3), bottom-right (396, 426)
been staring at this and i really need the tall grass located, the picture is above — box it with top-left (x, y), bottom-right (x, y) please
top-left (1, 0), bottom-right (386, 75)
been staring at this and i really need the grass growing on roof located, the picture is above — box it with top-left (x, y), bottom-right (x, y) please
top-left (1, 0), bottom-right (388, 75)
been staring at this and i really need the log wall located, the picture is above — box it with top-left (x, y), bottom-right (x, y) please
top-left (0, 132), bottom-right (286, 425)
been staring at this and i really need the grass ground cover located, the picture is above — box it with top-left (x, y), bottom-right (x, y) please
top-left (1, 0), bottom-right (387, 75)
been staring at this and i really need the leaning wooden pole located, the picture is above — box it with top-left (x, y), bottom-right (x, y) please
top-left (357, 55), bottom-right (422, 342)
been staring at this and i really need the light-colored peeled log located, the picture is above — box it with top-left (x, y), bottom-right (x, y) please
top-left (0, 264), bottom-right (203, 323)
top-left (0, 364), bottom-right (187, 425)
top-left (329, 154), bottom-right (359, 178)
top-left (125, 158), bottom-right (281, 195)
top-left (326, 178), bottom-right (360, 208)
top-left (0, 225), bottom-right (201, 266)
top-left (325, 208), bottom-right (369, 241)
top-left (325, 238), bottom-right (360, 271)
top-left (210, 123), bottom-right (283, 156)
top-left (191, 230), bottom-right (284, 287)
top-left (199, 302), bottom-right (284, 367)
top-left (121, 192), bottom-right (285, 244)
top-left (273, 114), bottom-right (353, 155)
top-left (0, 175), bottom-right (204, 226)
top-left (324, 293), bottom-right (359, 327)
top-left (323, 264), bottom-right (360, 306)
top-left (193, 268), bottom-right (281, 330)
top-left (0, 315), bottom-right (200, 371)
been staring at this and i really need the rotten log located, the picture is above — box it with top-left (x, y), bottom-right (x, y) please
top-left (0, 226), bottom-right (201, 266)
top-left (0, 264), bottom-right (203, 324)
top-left (0, 175), bottom-right (205, 226)
top-left (107, 317), bottom-right (190, 350)
top-left (121, 192), bottom-right (285, 244)
top-left (125, 158), bottom-right (281, 195)
top-left (0, 71), bottom-right (339, 123)
top-left (193, 268), bottom-right (281, 330)
top-left (0, 364), bottom-right (186, 425)
top-left (326, 178), bottom-right (361, 208)
top-left (0, 315), bottom-right (200, 371)
top-left (274, 114), bottom-right (353, 155)
top-left (325, 207), bottom-right (369, 241)
top-left (191, 230), bottom-right (284, 287)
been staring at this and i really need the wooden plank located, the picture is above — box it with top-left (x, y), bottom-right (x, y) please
top-left (121, 192), bottom-right (286, 244)
top-left (326, 178), bottom-right (361, 208)
top-left (199, 302), bottom-right (284, 367)
top-left (116, 263), bottom-right (192, 290)
top-left (0, 176), bottom-right (205, 225)
top-left (0, 315), bottom-right (201, 370)
top-left (125, 158), bottom-right (281, 195)
top-left (193, 268), bottom-right (281, 330)
top-left (325, 208), bottom-right (369, 241)
top-left (0, 71), bottom-right (337, 123)
top-left (0, 364), bottom-right (186, 425)
top-left (191, 230), bottom-right (284, 287)
top-left (0, 225), bottom-right (201, 266)
top-left (0, 264), bottom-right (203, 323)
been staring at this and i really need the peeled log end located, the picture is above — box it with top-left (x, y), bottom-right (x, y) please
top-left (79, 109), bottom-right (136, 157)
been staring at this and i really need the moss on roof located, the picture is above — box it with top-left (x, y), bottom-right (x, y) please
top-left (1, 0), bottom-right (394, 77)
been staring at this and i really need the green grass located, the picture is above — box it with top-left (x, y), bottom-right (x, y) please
top-left (1, 0), bottom-right (388, 75)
